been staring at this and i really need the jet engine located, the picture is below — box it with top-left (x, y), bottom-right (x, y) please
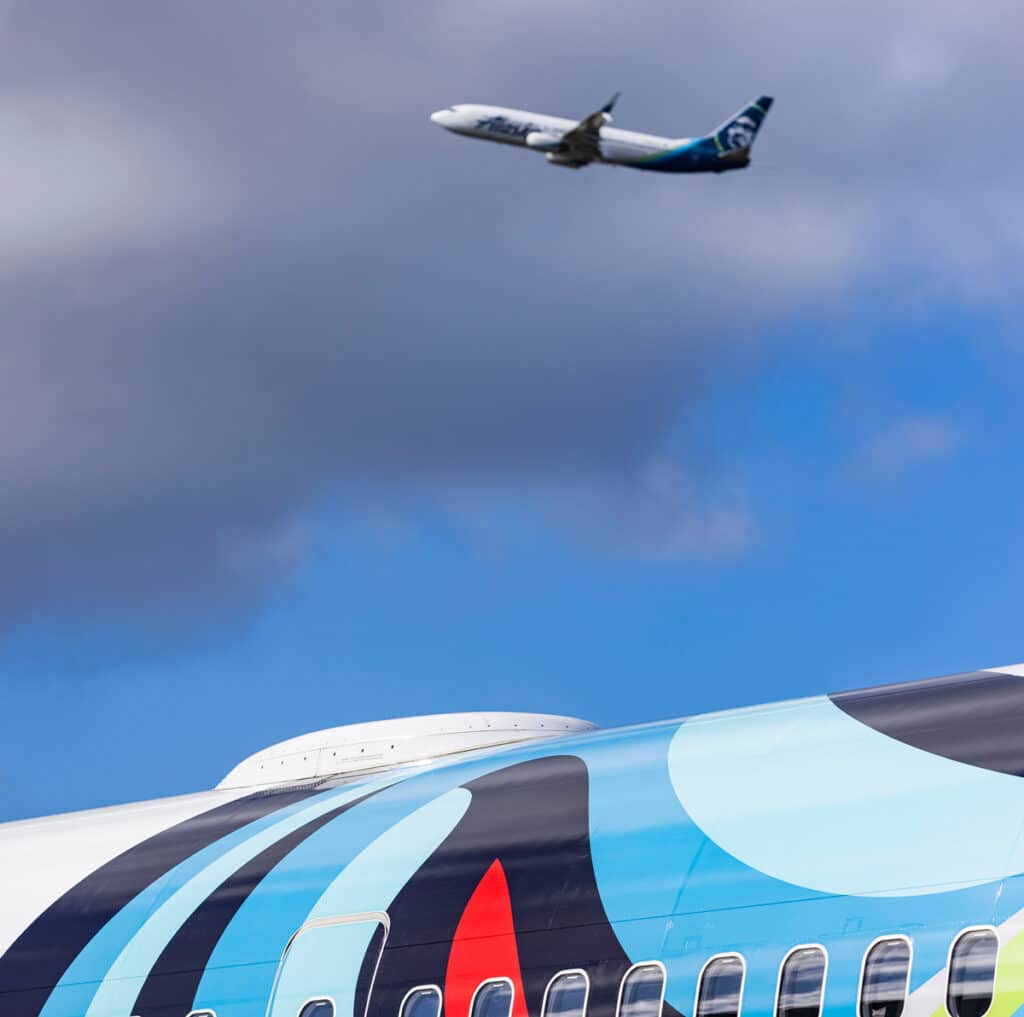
top-left (525, 131), bottom-right (564, 152)
top-left (545, 153), bottom-right (586, 169)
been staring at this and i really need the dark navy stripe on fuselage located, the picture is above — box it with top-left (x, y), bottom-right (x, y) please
top-left (372, 756), bottom-right (682, 1017)
top-left (131, 789), bottom-right (381, 1017)
top-left (831, 670), bottom-right (1024, 776)
top-left (0, 787), bottom-right (322, 1017)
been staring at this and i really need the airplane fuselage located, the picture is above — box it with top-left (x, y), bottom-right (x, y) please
top-left (3, 667), bottom-right (1024, 1017)
top-left (430, 104), bottom-right (752, 172)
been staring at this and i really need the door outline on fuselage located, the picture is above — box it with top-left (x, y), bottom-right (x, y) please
top-left (266, 911), bottom-right (391, 1017)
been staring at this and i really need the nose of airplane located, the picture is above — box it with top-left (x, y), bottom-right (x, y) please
top-left (431, 109), bottom-right (455, 127)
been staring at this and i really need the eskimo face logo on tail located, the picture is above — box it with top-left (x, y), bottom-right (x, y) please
top-left (724, 115), bottom-right (756, 150)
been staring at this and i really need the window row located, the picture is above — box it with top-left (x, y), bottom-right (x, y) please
top-left (235, 927), bottom-right (1007, 1017)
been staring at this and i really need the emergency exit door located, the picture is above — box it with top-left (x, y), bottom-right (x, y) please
top-left (268, 912), bottom-right (389, 1017)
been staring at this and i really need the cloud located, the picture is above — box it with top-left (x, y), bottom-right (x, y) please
top-left (847, 415), bottom-right (964, 485)
top-left (563, 459), bottom-right (756, 562)
top-left (0, 0), bottom-right (1019, 629)
top-left (440, 458), bottom-right (755, 564)
top-left (0, 88), bottom-right (227, 273)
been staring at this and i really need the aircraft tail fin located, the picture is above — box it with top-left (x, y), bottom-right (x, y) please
top-left (705, 95), bottom-right (773, 156)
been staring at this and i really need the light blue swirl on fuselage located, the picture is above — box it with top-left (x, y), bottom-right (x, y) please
top-left (37, 781), bottom-right (384, 1017)
top-left (268, 789), bottom-right (471, 1017)
top-left (579, 712), bottom-right (1024, 1017)
top-left (669, 696), bottom-right (1024, 897)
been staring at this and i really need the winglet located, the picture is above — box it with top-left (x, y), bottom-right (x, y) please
top-left (601, 92), bottom-right (621, 115)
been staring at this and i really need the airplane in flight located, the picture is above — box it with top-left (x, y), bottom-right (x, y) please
top-left (429, 94), bottom-right (773, 172)
top-left (3, 663), bottom-right (1024, 1017)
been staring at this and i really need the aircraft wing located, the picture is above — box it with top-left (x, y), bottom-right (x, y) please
top-left (557, 93), bottom-right (620, 166)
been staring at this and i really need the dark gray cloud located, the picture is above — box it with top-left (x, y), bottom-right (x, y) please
top-left (0, 0), bottom-right (1021, 625)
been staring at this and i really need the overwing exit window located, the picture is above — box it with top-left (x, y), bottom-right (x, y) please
top-left (472, 980), bottom-right (514, 1017)
top-left (947, 929), bottom-right (998, 1017)
top-left (298, 1002), bottom-right (334, 1017)
top-left (696, 955), bottom-right (745, 1017)
top-left (618, 963), bottom-right (666, 1017)
top-left (776, 947), bottom-right (827, 1017)
top-left (860, 938), bottom-right (911, 1017)
top-left (544, 971), bottom-right (589, 1017)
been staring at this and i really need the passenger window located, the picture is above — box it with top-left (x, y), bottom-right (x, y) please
top-left (697, 955), bottom-right (745, 1017)
top-left (402, 988), bottom-right (442, 1017)
top-left (544, 971), bottom-right (589, 1017)
top-left (948, 930), bottom-right (998, 1017)
top-left (298, 1002), bottom-right (335, 1017)
top-left (860, 939), bottom-right (911, 1017)
top-left (472, 980), bottom-right (514, 1017)
top-left (776, 947), bottom-right (827, 1017)
top-left (619, 964), bottom-right (666, 1017)
top-left (187, 1012), bottom-right (216, 1017)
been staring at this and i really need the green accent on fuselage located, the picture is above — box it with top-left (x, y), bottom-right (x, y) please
top-left (925, 925), bottom-right (1024, 1017)
top-left (986, 927), bottom-right (1024, 1017)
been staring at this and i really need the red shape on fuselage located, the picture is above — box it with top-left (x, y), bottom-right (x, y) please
top-left (445, 859), bottom-right (528, 1017)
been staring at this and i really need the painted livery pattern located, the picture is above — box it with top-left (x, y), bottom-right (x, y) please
top-left (4, 669), bottom-right (1024, 1017)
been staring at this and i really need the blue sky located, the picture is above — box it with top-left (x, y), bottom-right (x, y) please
top-left (1, 2), bottom-right (1022, 822)
top-left (5, 301), bottom-right (1022, 822)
